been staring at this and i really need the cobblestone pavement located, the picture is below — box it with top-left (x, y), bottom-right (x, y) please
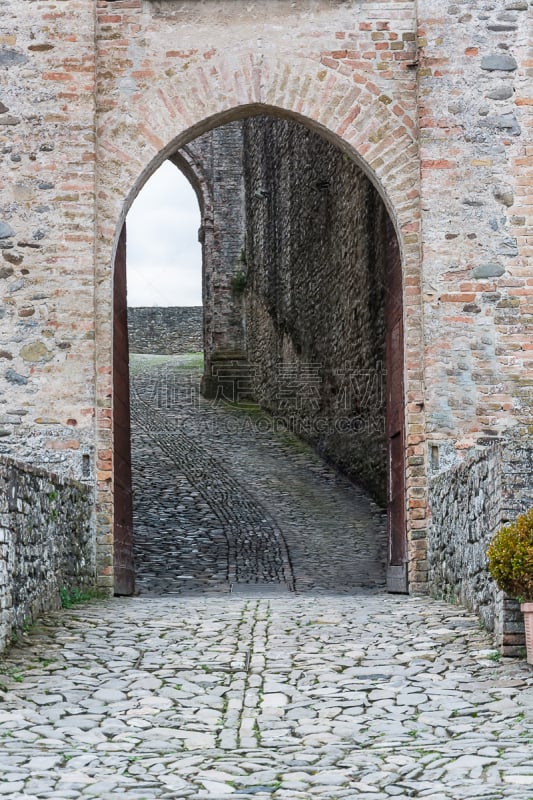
top-left (130, 355), bottom-right (386, 595)
top-left (1, 354), bottom-right (531, 798)
top-left (0, 594), bottom-right (532, 799)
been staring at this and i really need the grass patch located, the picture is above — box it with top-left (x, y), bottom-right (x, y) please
top-left (129, 352), bottom-right (204, 374)
top-left (60, 586), bottom-right (107, 608)
top-left (222, 398), bottom-right (264, 415)
top-left (487, 650), bottom-right (502, 662)
top-left (0, 665), bottom-right (24, 683)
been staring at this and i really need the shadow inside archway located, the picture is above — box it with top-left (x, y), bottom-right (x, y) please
top-left (115, 112), bottom-right (406, 597)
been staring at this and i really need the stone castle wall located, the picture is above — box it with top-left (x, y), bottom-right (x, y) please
top-left (416, 0), bottom-right (533, 590)
top-left (0, 457), bottom-right (94, 652)
top-left (0, 0), bottom-right (531, 601)
top-left (177, 122), bottom-right (247, 372)
top-left (241, 116), bottom-right (389, 503)
top-left (128, 307), bottom-right (203, 355)
top-left (419, 1), bottom-right (532, 454)
top-left (0, 0), bottom-right (97, 483)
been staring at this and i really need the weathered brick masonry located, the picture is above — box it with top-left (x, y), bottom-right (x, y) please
top-left (0, 1), bottom-right (532, 634)
top-left (0, 0), bottom-right (96, 480)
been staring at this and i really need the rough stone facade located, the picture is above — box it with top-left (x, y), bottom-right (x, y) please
top-left (128, 306), bottom-right (203, 355)
top-left (174, 121), bottom-right (247, 387)
top-left (0, 457), bottom-right (94, 652)
top-left (0, 0), bottom-right (531, 614)
top-left (241, 116), bottom-right (389, 504)
top-left (501, 441), bottom-right (533, 521)
top-left (428, 447), bottom-right (502, 631)
top-left (428, 442), bottom-right (533, 652)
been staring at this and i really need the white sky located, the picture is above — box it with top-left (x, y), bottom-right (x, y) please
top-left (126, 160), bottom-right (202, 307)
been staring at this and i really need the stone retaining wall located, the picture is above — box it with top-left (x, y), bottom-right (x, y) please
top-left (128, 307), bottom-right (203, 355)
top-left (428, 445), bottom-right (525, 654)
top-left (501, 443), bottom-right (533, 521)
top-left (0, 458), bottom-right (94, 653)
top-left (429, 447), bottom-right (502, 631)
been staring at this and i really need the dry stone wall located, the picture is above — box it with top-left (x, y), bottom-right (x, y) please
top-left (501, 439), bottom-right (533, 520)
top-left (428, 447), bottom-right (502, 632)
top-left (127, 307), bottom-right (203, 355)
top-left (0, 457), bottom-right (94, 652)
top-left (428, 444), bottom-right (529, 654)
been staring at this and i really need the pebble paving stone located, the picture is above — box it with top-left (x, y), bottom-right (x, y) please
top-left (130, 355), bottom-right (386, 595)
top-left (0, 355), bottom-right (531, 798)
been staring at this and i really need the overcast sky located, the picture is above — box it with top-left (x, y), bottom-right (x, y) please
top-left (126, 160), bottom-right (202, 307)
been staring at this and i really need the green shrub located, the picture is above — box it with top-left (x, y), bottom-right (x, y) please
top-left (487, 507), bottom-right (533, 601)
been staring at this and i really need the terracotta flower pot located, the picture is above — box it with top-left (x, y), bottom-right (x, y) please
top-left (520, 602), bottom-right (533, 665)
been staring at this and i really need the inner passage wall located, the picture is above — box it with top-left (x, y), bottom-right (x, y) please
top-left (241, 116), bottom-right (389, 504)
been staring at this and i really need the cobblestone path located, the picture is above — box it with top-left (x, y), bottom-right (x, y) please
top-left (1, 354), bottom-right (531, 798)
top-left (0, 595), bottom-right (532, 798)
top-left (130, 355), bottom-right (386, 595)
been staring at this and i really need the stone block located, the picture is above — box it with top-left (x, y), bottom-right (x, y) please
top-left (481, 54), bottom-right (518, 71)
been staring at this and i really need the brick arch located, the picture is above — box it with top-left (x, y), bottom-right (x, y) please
top-left (95, 54), bottom-right (425, 595)
top-left (170, 149), bottom-right (212, 220)
top-left (97, 53), bottom-right (418, 250)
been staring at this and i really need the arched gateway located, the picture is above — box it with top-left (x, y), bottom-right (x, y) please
top-left (2, 0), bottom-right (531, 653)
top-left (112, 110), bottom-right (413, 595)
top-left (101, 93), bottom-right (422, 596)
top-left (91, 0), bottom-right (425, 593)
top-left (90, 6), bottom-right (425, 590)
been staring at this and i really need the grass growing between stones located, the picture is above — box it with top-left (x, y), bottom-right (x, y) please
top-left (219, 398), bottom-right (318, 457)
top-left (0, 666), bottom-right (23, 684)
top-left (225, 399), bottom-right (265, 414)
top-left (487, 650), bottom-right (502, 662)
top-left (59, 585), bottom-right (108, 608)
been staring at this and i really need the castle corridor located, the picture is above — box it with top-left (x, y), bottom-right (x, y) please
top-left (116, 114), bottom-right (406, 598)
top-left (130, 354), bottom-right (387, 596)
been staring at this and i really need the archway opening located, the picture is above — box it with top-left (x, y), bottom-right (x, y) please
top-left (113, 161), bottom-right (203, 596)
top-left (113, 111), bottom-right (406, 597)
top-left (128, 162), bottom-right (204, 596)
